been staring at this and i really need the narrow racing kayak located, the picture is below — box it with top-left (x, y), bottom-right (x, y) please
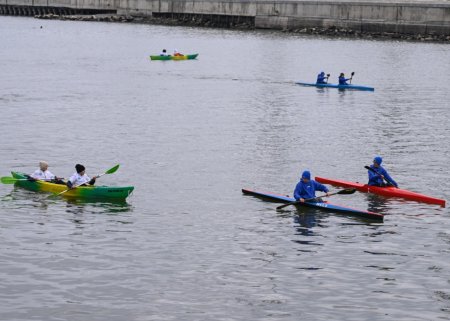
top-left (150, 54), bottom-right (198, 61)
top-left (315, 176), bottom-right (445, 207)
top-left (296, 82), bottom-right (374, 91)
top-left (11, 172), bottom-right (134, 200)
top-left (242, 188), bottom-right (383, 221)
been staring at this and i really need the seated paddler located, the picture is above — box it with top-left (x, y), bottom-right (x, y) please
top-left (338, 73), bottom-right (350, 85)
top-left (28, 161), bottom-right (63, 183)
top-left (367, 156), bottom-right (398, 188)
top-left (316, 71), bottom-right (329, 84)
top-left (67, 164), bottom-right (97, 189)
top-left (294, 170), bottom-right (329, 203)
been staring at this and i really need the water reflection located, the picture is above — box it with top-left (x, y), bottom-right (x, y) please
top-left (62, 199), bottom-right (133, 230)
top-left (64, 197), bottom-right (132, 211)
top-left (4, 185), bottom-right (132, 215)
top-left (276, 206), bottom-right (321, 229)
top-left (64, 198), bottom-right (132, 217)
top-left (6, 186), bottom-right (52, 207)
top-left (294, 209), bottom-right (319, 229)
top-left (338, 88), bottom-right (348, 97)
top-left (366, 193), bottom-right (390, 214)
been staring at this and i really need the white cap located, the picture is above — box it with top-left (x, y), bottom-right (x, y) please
top-left (39, 161), bottom-right (48, 170)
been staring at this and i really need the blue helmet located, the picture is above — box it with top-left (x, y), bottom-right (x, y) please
top-left (374, 156), bottom-right (383, 165)
top-left (301, 170), bottom-right (311, 180)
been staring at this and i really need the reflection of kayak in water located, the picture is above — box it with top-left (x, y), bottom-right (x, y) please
top-left (150, 54), bottom-right (199, 61)
top-left (242, 188), bottom-right (384, 221)
top-left (296, 82), bottom-right (374, 91)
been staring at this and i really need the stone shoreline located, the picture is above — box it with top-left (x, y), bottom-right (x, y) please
top-left (35, 13), bottom-right (450, 43)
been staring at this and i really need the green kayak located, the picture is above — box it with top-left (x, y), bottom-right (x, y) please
top-left (150, 54), bottom-right (198, 61)
top-left (11, 172), bottom-right (134, 200)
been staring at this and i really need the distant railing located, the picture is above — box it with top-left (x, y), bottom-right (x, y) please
top-left (0, 4), bottom-right (115, 16)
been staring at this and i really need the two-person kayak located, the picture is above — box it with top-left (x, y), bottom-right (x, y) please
top-left (295, 82), bottom-right (375, 91)
top-left (315, 177), bottom-right (446, 207)
top-left (10, 172), bottom-right (134, 200)
top-left (242, 188), bottom-right (384, 221)
top-left (150, 54), bottom-right (198, 61)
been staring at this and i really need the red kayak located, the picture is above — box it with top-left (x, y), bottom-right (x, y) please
top-left (315, 177), bottom-right (446, 207)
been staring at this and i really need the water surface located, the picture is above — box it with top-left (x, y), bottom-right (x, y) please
top-left (0, 16), bottom-right (449, 321)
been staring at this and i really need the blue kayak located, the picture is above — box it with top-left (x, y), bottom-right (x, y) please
top-left (296, 82), bottom-right (375, 91)
top-left (242, 188), bottom-right (383, 221)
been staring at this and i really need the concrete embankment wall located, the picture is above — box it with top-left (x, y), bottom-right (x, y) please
top-left (0, 0), bottom-right (116, 15)
top-left (252, 1), bottom-right (450, 35)
top-left (116, 0), bottom-right (450, 35)
top-left (1, 0), bottom-right (449, 35)
top-left (0, 0), bottom-right (117, 10)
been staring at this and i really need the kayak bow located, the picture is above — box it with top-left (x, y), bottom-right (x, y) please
top-left (11, 172), bottom-right (134, 200)
top-left (242, 188), bottom-right (383, 221)
top-left (315, 177), bottom-right (445, 207)
top-left (296, 82), bottom-right (374, 91)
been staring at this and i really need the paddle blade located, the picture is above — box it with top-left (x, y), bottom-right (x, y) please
top-left (276, 201), bottom-right (298, 210)
top-left (1, 176), bottom-right (17, 184)
top-left (105, 164), bottom-right (120, 175)
top-left (276, 203), bottom-right (290, 210)
top-left (337, 188), bottom-right (357, 195)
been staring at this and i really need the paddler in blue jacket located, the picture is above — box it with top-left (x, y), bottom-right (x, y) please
top-left (294, 170), bottom-right (329, 202)
top-left (368, 156), bottom-right (398, 188)
top-left (338, 73), bottom-right (350, 85)
top-left (316, 71), bottom-right (329, 84)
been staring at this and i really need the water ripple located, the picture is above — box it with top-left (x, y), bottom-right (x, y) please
top-left (0, 16), bottom-right (449, 321)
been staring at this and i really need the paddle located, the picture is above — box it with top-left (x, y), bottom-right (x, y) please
top-left (51, 164), bottom-right (120, 197)
top-left (1, 176), bottom-right (26, 184)
top-left (1, 176), bottom-right (47, 184)
top-left (364, 165), bottom-right (395, 187)
top-left (349, 71), bottom-right (355, 84)
top-left (276, 188), bottom-right (357, 210)
top-left (326, 73), bottom-right (330, 83)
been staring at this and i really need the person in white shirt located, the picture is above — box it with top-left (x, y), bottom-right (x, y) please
top-left (29, 161), bottom-right (61, 182)
top-left (66, 164), bottom-right (98, 189)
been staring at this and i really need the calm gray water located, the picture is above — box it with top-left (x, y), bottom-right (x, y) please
top-left (0, 16), bottom-right (449, 321)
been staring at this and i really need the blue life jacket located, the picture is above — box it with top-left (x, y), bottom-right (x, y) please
top-left (339, 76), bottom-right (349, 85)
top-left (294, 180), bottom-right (329, 201)
top-left (316, 73), bottom-right (327, 84)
